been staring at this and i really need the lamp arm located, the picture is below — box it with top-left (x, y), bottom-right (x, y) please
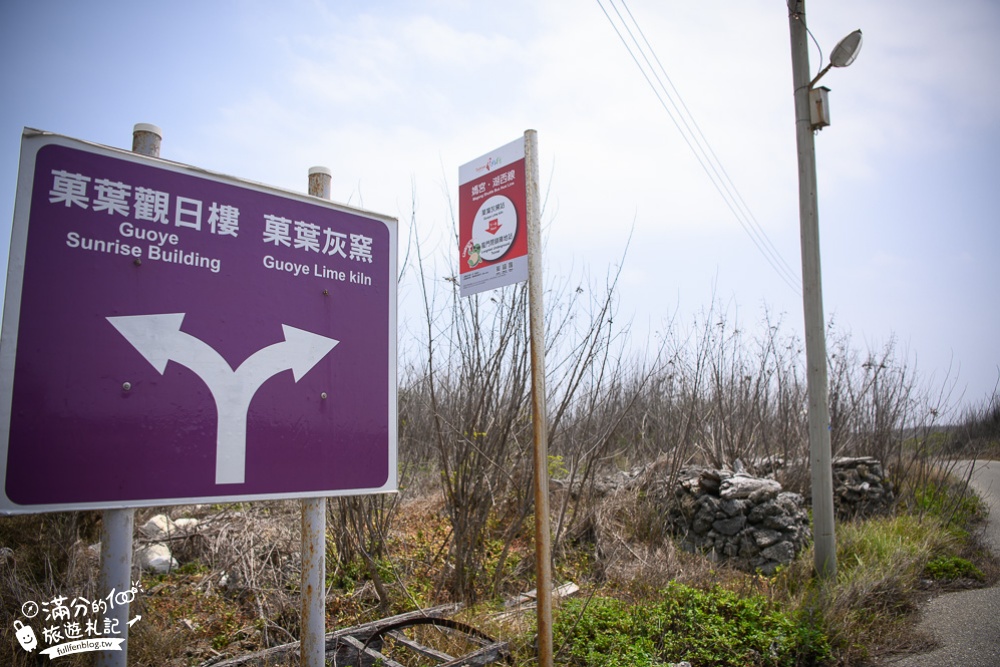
top-left (808, 63), bottom-right (833, 89)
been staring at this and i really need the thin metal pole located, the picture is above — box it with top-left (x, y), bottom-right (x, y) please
top-left (308, 166), bottom-right (332, 201)
top-left (788, 1), bottom-right (837, 579)
top-left (131, 123), bottom-right (162, 157)
top-left (300, 166), bottom-right (332, 667)
top-left (96, 122), bottom-right (162, 667)
top-left (524, 129), bottom-right (553, 667)
top-left (97, 508), bottom-right (133, 667)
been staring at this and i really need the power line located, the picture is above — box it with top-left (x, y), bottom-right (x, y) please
top-left (596, 0), bottom-right (801, 294)
top-left (620, 1), bottom-right (801, 286)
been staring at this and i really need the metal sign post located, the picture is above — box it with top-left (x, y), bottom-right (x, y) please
top-left (524, 129), bottom-right (553, 667)
top-left (96, 122), bottom-right (162, 667)
top-left (301, 166), bottom-right (332, 667)
top-left (458, 131), bottom-right (552, 667)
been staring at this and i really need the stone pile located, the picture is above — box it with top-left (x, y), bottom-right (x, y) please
top-left (665, 466), bottom-right (811, 574)
top-left (750, 454), bottom-right (895, 518)
top-left (832, 456), bottom-right (894, 518)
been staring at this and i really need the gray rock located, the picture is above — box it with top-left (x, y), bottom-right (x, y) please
top-left (712, 516), bottom-right (746, 536)
top-left (738, 534), bottom-right (761, 559)
top-left (140, 514), bottom-right (176, 540)
top-left (763, 515), bottom-right (796, 531)
top-left (832, 457), bottom-right (894, 518)
top-left (775, 492), bottom-right (805, 512)
top-left (692, 517), bottom-right (713, 535)
top-left (719, 498), bottom-right (749, 517)
top-left (749, 485), bottom-right (780, 503)
top-left (720, 475), bottom-right (782, 500)
top-left (173, 517), bottom-right (200, 532)
top-left (698, 495), bottom-right (721, 514)
top-left (757, 560), bottom-right (783, 576)
top-left (136, 543), bottom-right (177, 573)
top-left (753, 529), bottom-right (784, 548)
top-left (748, 499), bottom-right (782, 523)
top-left (761, 541), bottom-right (796, 563)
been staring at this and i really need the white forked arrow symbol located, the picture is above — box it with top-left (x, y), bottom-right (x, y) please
top-left (107, 313), bottom-right (338, 485)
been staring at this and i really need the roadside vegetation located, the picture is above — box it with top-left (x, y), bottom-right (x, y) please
top-left (1, 251), bottom-right (998, 665)
top-left (949, 387), bottom-right (1000, 459)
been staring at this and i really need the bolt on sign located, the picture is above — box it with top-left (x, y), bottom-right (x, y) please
top-left (0, 130), bottom-right (398, 513)
top-left (458, 137), bottom-right (529, 297)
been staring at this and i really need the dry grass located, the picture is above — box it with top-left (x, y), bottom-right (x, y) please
top-left (1, 460), bottom-right (995, 667)
top-left (2, 502), bottom-right (311, 666)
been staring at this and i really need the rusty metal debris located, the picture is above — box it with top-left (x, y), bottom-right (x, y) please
top-left (201, 583), bottom-right (579, 667)
top-left (201, 603), bottom-right (510, 667)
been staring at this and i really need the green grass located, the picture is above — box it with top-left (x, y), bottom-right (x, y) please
top-left (913, 481), bottom-right (985, 532)
top-left (924, 555), bottom-right (984, 582)
top-left (835, 515), bottom-right (943, 579)
top-left (774, 471), bottom-right (990, 665)
top-left (553, 583), bottom-right (831, 667)
top-left (530, 465), bottom-right (993, 667)
top-left (1, 459), bottom-right (992, 667)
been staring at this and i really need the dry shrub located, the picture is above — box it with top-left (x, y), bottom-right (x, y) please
top-left (411, 224), bottom-right (650, 601)
top-left (0, 512), bottom-right (104, 667)
top-left (575, 457), bottom-right (731, 591)
top-left (948, 386), bottom-right (1000, 458)
top-left (108, 502), bottom-right (303, 664)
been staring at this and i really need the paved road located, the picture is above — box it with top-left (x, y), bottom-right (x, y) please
top-left (886, 460), bottom-right (1000, 667)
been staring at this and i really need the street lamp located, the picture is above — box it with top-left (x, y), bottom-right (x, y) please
top-left (811, 29), bottom-right (864, 87)
top-left (787, 2), bottom-right (863, 579)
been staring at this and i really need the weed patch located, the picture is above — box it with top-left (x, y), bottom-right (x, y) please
top-left (553, 583), bottom-right (831, 667)
top-left (775, 475), bottom-right (991, 666)
top-left (924, 555), bottom-right (984, 582)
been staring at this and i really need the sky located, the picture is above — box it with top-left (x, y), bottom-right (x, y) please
top-left (1, 0), bottom-right (997, 414)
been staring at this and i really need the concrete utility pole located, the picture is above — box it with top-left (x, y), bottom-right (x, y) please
top-left (787, 0), bottom-right (837, 579)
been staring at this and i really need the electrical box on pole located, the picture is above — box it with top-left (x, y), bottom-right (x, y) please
top-left (809, 86), bottom-right (831, 130)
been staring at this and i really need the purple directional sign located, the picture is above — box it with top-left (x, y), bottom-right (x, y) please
top-left (0, 130), bottom-right (397, 512)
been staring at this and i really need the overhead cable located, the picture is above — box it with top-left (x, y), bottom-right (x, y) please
top-left (597, 0), bottom-right (802, 293)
